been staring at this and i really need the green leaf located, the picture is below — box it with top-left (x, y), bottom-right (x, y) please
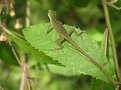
top-left (0, 43), bottom-right (18, 65)
top-left (41, 64), bottom-right (81, 76)
top-left (23, 23), bottom-right (115, 83)
top-left (91, 78), bottom-right (115, 90)
top-left (5, 30), bottom-right (60, 65)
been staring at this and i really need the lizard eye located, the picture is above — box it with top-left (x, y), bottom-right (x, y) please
top-left (48, 9), bottom-right (57, 18)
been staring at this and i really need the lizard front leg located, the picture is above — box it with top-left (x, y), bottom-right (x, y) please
top-left (45, 23), bottom-right (53, 35)
top-left (45, 22), bottom-right (63, 35)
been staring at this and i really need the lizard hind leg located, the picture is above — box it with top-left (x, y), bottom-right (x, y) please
top-left (68, 28), bottom-right (86, 38)
top-left (51, 36), bottom-right (65, 51)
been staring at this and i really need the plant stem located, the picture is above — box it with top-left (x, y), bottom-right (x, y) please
top-left (102, 0), bottom-right (121, 82)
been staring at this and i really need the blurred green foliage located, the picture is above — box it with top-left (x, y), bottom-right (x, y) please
top-left (0, 0), bottom-right (121, 90)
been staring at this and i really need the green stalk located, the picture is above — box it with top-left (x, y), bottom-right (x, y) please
top-left (102, 0), bottom-right (121, 82)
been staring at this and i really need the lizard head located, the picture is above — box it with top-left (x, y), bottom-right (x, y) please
top-left (48, 9), bottom-right (57, 19)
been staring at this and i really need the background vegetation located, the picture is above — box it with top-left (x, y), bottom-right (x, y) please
top-left (0, 0), bottom-right (121, 90)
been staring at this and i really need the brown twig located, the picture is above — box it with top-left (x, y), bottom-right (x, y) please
top-left (0, 24), bottom-right (32, 90)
